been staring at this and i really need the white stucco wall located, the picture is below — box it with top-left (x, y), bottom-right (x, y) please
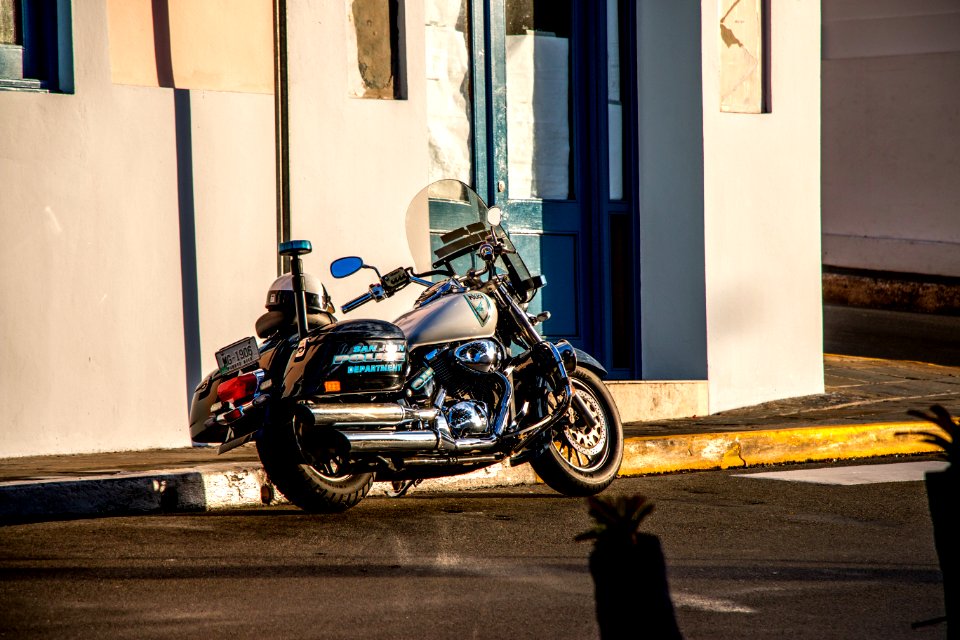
top-left (189, 90), bottom-right (276, 386)
top-left (0, 4), bottom-right (192, 456)
top-left (637, 0), bottom-right (708, 382)
top-left (822, 0), bottom-right (960, 277)
top-left (285, 1), bottom-right (430, 321)
top-left (701, 0), bottom-right (824, 412)
top-left (0, 4), bottom-right (277, 457)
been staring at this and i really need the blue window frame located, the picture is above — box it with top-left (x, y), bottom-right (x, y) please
top-left (0, 0), bottom-right (73, 93)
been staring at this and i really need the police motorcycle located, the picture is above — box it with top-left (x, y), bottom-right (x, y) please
top-left (189, 179), bottom-right (623, 512)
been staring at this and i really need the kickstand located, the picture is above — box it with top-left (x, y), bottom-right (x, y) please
top-left (385, 479), bottom-right (422, 498)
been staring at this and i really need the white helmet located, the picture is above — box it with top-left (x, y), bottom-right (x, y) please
top-left (264, 273), bottom-right (328, 315)
top-left (256, 272), bottom-right (334, 338)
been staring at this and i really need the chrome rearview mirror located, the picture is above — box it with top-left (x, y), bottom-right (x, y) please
top-left (486, 206), bottom-right (503, 227)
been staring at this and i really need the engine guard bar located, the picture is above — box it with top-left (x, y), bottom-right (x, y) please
top-left (505, 379), bottom-right (573, 451)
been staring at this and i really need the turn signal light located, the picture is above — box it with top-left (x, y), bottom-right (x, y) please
top-left (324, 380), bottom-right (341, 393)
top-left (218, 372), bottom-right (261, 404)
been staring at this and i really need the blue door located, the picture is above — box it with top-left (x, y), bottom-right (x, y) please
top-left (426, 0), bottom-right (638, 376)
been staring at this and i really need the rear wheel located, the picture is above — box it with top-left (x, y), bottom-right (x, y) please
top-left (256, 419), bottom-right (373, 512)
top-left (530, 368), bottom-right (623, 496)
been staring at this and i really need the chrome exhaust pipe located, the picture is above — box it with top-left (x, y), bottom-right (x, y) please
top-left (297, 401), bottom-right (447, 453)
top-left (336, 418), bottom-right (500, 454)
top-left (297, 372), bottom-right (513, 455)
top-left (344, 430), bottom-right (441, 452)
top-left (299, 401), bottom-right (438, 427)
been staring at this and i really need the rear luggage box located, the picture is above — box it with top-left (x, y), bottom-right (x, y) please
top-left (283, 319), bottom-right (408, 397)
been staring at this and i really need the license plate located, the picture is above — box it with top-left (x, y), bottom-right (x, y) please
top-left (216, 336), bottom-right (259, 375)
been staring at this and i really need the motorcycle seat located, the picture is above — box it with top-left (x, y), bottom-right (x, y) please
top-left (255, 310), bottom-right (335, 339)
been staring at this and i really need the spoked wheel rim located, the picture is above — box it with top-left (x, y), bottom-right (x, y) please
top-left (547, 379), bottom-right (610, 473)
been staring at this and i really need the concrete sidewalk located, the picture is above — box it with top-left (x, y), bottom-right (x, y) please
top-left (1, 353), bottom-right (957, 522)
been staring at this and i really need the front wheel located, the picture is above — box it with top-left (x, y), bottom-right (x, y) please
top-left (256, 419), bottom-right (373, 512)
top-left (530, 368), bottom-right (623, 496)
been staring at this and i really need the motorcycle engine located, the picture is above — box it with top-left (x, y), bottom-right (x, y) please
top-left (429, 339), bottom-right (504, 436)
top-left (430, 339), bottom-right (503, 396)
top-left (445, 400), bottom-right (489, 436)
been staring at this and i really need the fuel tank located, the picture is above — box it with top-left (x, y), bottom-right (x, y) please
top-left (394, 291), bottom-right (497, 350)
top-left (282, 319), bottom-right (408, 398)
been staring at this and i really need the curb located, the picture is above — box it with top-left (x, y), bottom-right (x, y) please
top-left (0, 423), bottom-right (940, 522)
top-left (0, 464), bottom-right (270, 521)
top-left (619, 422), bottom-right (939, 475)
top-left (0, 461), bottom-right (539, 522)
top-left (823, 270), bottom-right (960, 315)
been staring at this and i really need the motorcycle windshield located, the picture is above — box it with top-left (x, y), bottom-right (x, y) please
top-left (404, 180), bottom-right (539, 301)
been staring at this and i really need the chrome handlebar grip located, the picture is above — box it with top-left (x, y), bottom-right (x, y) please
top-left (341, 282), bottom-right (389, 314)
top-left (341, 291), bottom-right (373, 314)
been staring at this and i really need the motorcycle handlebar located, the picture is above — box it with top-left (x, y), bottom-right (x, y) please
top-left (341, 291), bottom-right (374, 314)
top-left (339, 266), bottom-right (459, 315)
top-left (412, 268), bottom-right (453, 279)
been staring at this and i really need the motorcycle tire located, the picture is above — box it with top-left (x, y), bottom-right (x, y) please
top-left (530, 367), bottom-right (623, 496)
top-left (256, 420), bottom-right (373, 513)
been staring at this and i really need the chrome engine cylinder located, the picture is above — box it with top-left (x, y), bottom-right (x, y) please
top-left (453, 339), bottom-right (503, 373)
top-left (430, 339), bottom-right (504, 398)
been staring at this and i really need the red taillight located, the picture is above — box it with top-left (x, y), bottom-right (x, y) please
top-left (217, 372), bottom-right (261, 404)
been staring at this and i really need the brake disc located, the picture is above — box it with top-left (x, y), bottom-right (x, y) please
top-left (562, 389), bottom-right (606, 457)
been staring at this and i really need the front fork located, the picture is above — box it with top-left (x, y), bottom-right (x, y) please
top-left (492, 282), bottom-right (598, 432)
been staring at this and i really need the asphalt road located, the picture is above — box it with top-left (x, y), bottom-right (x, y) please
top-left (0, 459), bottom-right (946, 640)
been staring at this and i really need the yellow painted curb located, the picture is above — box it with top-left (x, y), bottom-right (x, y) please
top-left (619, 422), bottom-right (942, 476)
